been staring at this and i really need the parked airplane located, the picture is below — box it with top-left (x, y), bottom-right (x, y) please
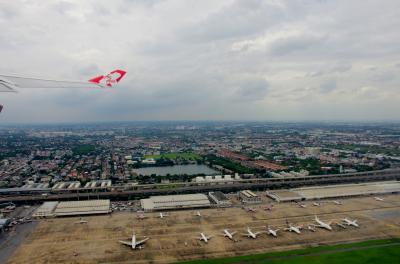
top-left (119, 230), bottom-right (149, 250)
top-left (197, 232), bottom-right (212, 243)
top-left (159, 212), bottom-right (169, 219)
top-left (285, 223), bottom-right (302, 234)
top-left (74, 218), bottom-right (88, 224)
top-left (295, 202), bottom-right (307, 208)
top-left (313, 216), bottom-right (332, 231)
top-left (244, 207), bottom-right (257, 213)
top-left (242, 227), bottom-right (263, 239)
top-left (374, 197), bottom-right (384, 201)
top-left (137, 213), bottom-right (147, 220)
top-left (333, 200), bottom-right (342, 205)
top-left (263, 204), bottom-right (274, 211)
top-left (342, 218), bottom-right (359, 227)
top-left (223, 229), bottom-right (237, 241)
top-left (266, 225), bottom-right (280, 237)
top-left (313, 202), bottom-right (321, 207)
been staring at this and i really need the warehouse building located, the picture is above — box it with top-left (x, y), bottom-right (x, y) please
top-left (33, 200), bottom-right (110, 217)
top-left (294, 181), bottom-right (400, 200)
top-left (83, 180), bottom-right (112, 188)
top-left (266, 181), bottom-right (400, 202)
top-left (208, 191), bottom-right (232, 207)
top-left (52, 181), bottom-right (81, 190)
top-left (141, 194), bottom-right (211, 211)
top-left (54, 200), bottom-right (110, 216)
top-left (239, 190), bottom-right (261, 204)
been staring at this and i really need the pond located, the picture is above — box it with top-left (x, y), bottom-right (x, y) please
top-left (133, 164), bottom-right (218, 176)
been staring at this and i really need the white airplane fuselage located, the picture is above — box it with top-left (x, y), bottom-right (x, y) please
top-left (223, 229), bottom-right (235, 240)
top-left (199, 233), bottom-right (211, 243)
top-left (343, 218), bottom-right (359, 227)
top-left (287, 225), bottom-right (301, 234)
top-left (245, 228), bottom-right (259, 239)
top-left (267, 228), bottom-right (279, 237)
top-left (159, 213), bottom-right (168, 218)
top-left (131, 234), bottom-right (137, 249)
top-left (315, 217), bottom-right (332, 231)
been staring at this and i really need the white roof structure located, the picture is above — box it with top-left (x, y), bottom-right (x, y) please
top-left (294, 181), bottom-right (400, 200)
top-left (33, 201), bottom-right (59, 218)
top-left (266, 190), bottom-right (303, 202)
top-left (141, 194), bottom-right (210, 211)
top-left (54, 200), bottom-right (110, 216)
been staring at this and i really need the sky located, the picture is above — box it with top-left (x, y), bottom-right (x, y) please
top-left (0, 0), bottom-right (400, 123)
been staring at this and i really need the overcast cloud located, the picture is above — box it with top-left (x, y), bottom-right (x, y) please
top-left (0, 0), bottom-right (400, 122)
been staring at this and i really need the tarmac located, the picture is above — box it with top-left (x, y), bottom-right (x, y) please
top-left (6, 194), bottom-right (400, 264)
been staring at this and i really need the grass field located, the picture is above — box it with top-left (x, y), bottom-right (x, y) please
top-left (72, 144), bottom-right (96, 155)
top-left (179, 239), bottom-right (400, 264)
top-left (144, 152), bottom-right (201, 160)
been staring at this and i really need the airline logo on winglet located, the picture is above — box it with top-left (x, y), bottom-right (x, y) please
top-left (89, 69), bottom-right (126, 87)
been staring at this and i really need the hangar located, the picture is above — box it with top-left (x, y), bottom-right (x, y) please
top-left (33, 200), bottom-right (111, 217)
top-left (141, 194), bottom-right (211, 211)
top-left (267, 181), bottom-right (400, 202)
top-left (54, 200), bottom-right (111, 216)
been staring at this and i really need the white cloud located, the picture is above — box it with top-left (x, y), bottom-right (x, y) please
top-left (0, 0), bottom-right (400, 122)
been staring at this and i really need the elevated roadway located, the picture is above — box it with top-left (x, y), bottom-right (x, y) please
top-left (1, 168), bottom-right (400, 203)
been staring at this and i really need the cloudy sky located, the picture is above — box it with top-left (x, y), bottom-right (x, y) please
top-left (1, 0), bottom-right (400, 123)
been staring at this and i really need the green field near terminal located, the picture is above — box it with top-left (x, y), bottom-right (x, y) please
top-left (144, 152), bottom-right (202, 160)
top-left (179, 239), bottom-right (400, 264)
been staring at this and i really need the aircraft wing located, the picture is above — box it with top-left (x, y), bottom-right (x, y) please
top-left (0, 74), bottom-right (103, 90)
top-left (135, 237), bottom-right (149, 246)
top-left (119, 240), bottom-right (133, 247)
top-left (0, 80), bottom-right (18, 92)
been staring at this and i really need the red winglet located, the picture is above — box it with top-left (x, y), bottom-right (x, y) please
top-left (88, 75), bottom-right (105, 84)
top-left (109, 70), bottom-right (126, 82)
top-left (88, 70), bottom-right (126, 87)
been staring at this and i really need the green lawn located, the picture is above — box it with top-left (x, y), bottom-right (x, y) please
top-left (144, 152), bottom-right (201, 160)
top-left (178, 239), bottom-right (400, 264)
top-left (72, 144), bottom-right (95, 155)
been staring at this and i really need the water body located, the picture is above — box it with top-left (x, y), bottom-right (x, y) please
top-left (133, 164), bottom-right (218, 176)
